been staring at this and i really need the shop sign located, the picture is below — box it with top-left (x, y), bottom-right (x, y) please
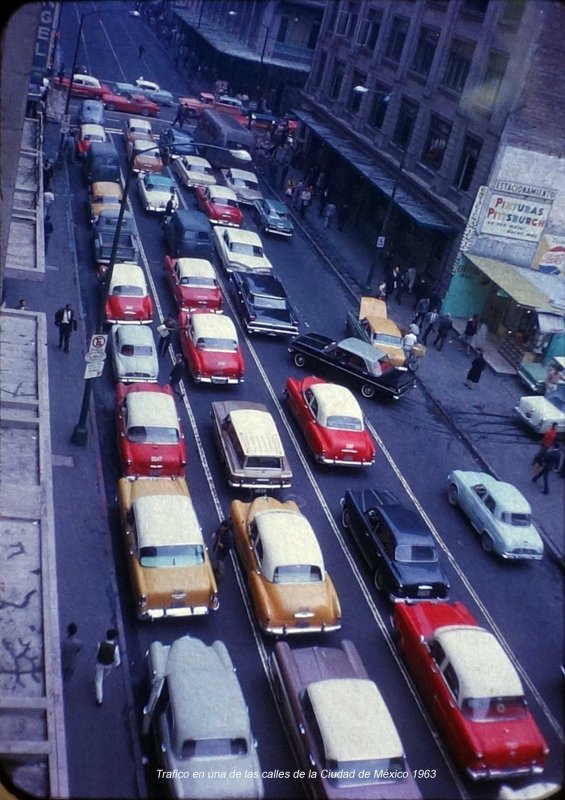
top-left (481, 181), bottom-right (554, 243)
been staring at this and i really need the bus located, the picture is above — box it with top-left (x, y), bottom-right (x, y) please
top-left (194, 110), bottom-right (254, 170)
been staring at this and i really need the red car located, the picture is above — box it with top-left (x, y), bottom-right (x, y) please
top-left (179, 310), bottom-right (244, 384)
top-left (393, 601), bottom-right (549, 781)
top-left (104, 263), bottom-right (153, 325)
top-left (285, 376), bottom-right (376, 466)
top-left (115, 383), bottom-right (186, 478)
top-left (195, 185), bottom-right (243, 227)
top-left (164, 256), bottom-right (223, 312)
top-left (101, 91), bottom-right (159, 117)
top-left (54, 73), bottom-right (109, 99)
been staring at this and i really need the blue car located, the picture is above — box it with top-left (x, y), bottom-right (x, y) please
top-left (253, 198), bottom-right (294, 238)
top-left (78, 99), bottom-right (104, 126)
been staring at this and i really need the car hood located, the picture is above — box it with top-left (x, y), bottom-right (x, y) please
top-left (172, 752), bottom-right (263, 799)
top-left (114, 353), bottom-right (158, 380)
top-left (517, 396), bottom-right (564, 421)
top-left (143, 187), bottom-right (177, 204)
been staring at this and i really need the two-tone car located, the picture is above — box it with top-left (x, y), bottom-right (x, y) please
top-left (211, 400), bottom-right (292, 489)
top-left (220, 168), bottom-right (263, 205)
top-left (127, 138), bottom-right (162, 174)
top-left (104, 263), bottom-right (153, 325)
top-left (393, 600), bottom-right (549, 781)
top-left (55, 72), bottom-right (108, 99)
top-left (118, 477), bottom-right (218, 620)
top-left (75, 123), bottom-right (107, 159)
top-left (341, 488), bottom-right (450, 600)
top-left (514, 384), bottom-right (565, 435)
top-left (231, 496), bottom-right (341, 635)
top-left (137, 173), bottom-right (179, 214)
top-left (115, 383), bottom-right (186, 478)
top-left (214, 227), bottom-right (272, 274)
top-left (195, 185), bottom-right (243, 227)
top-left (253, 198), bottom-right (294, 238)
top-left (110, 324), bottom-right (159, 383)
top-left (158, 127), bottom-right (198, 164)
top-left (164, 256), bottom-right (223, 312)
top-left (101, 91), bottom-right (159, 117)
top-left (174, 155), bottom-right (216, 189)
top-left (87, 181), bottom-right (122, 225)
top-left (231, 271), bottom-right (299, 337)
top-left (271, 639), bottom-right (421, 799)
top-left (347, 298), bottom-right (425, 371)
top-left (123, 116), bottom-right (153, 145)
top-left (446, 471), bottom-right (544, 560)
top-left (179, 310), bottom-right (244, 384)
top-left (285, 376), bottom-right (376, 467)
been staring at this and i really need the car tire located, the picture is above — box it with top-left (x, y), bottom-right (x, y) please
top-left (293, 353), bottom-right (306, 368)
top-left (361, 383), bottom-right (375, 399)
top-left (374, 570), bottom-right (385, 592)
top-left (481, 532), bottom-right (494, 554)
top-left (447, 484), bottom-right (459, 506)
top-left (341, 507), bottom-right (351, 529)
top-left (106, 102), bottom-right (116, 111)
top-left (407, 355), bottom-right (419, 373)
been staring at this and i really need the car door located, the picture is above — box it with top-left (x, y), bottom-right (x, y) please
top-left (370, 513), bottom-right (395, 585)
top-left (346, 492), bottom-right (376, 567)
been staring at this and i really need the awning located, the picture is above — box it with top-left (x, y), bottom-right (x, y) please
top-left (292, 108), bottom-right (454, 232)
top-left (464, 254), bottom-right (565, 314)
top-left (537, 312), bottom-right (565, 334)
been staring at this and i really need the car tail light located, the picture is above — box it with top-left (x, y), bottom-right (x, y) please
top-left (211, 592), bottom-right (219, 610)
top-left (248, 313), bottom-right (256, 321)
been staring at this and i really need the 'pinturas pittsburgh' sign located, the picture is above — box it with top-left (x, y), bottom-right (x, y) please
top-left (481, 180), bottom-right (555, 243)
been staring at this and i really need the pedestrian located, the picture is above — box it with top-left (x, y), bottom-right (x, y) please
top-left (531, 421), bottom-right (559, 471)
top-left (322, 202), bottom-right (336, 229)
top-left (169, 353), bottom-right (185, 397)
top-left (531, 445), bottom-right (561, 494)
top-left (337, 202), bottom-right (350, 231)
top-left (395, 270), bottom-right (407, 305)
top-left (292, 179), bottom-right (304, 209)
top-left (64, 130), bottom-right (76, 163)
top-left (421, 308), bottom-right (439, 346)
top-left (61, 622), bottom-right (83, 681)
top-left (44, 216), bottom-right (54, 255)
top-left (406, 264), bottom-right (417, 294)
top-left (172, 101), bottom-right (184, 128)
top-left (315, 171), bottom-right (326, 196)
top-left (386, 265), bottom-right (401, 299)
top-left (464, 348), bottom-right (486, 388)
top-left (433, 312), bottom-right (452, 350)
top-left (299, 185), bottom-right (312, 218)
top-left (544, 366), bottom-right (563, 395)
top-left (54, 303), bottom-right (77, 352)
top-left (43, 158), bottom-right (54, 191)
top-left (94, 628), bottom-right (120, 706)
top-left (138, 43), bottom-right (145, 59)
top-left (157, 313), bottom-right (177, 356)
top-left (461, 313), bottom-right (479, 355)
top-left (18, 299), bottom-right (27, 310)
top-left (318, 186), bottom-right (330, 217)
top-left (413, 296), bottom-right (430, 328)
top-left (182, 106), bottom-right (192, 127)
top-left (212, 518), bottom-right (234, 579)
top-left (402, 328), bottom-right (418, 361)
top-left (43, 189), bottom-right (54, 220)
top-left (376, 281), bottom-right (387, 300)
top-left (284, 177), bottom-right (295, 203)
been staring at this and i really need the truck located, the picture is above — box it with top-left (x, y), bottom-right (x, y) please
top-left (178, 90), bottom-right (247, 124)
top-left (92, 209), bottom-right (140, 267)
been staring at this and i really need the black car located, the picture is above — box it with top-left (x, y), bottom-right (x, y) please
top-left (289, 333), bottom-right (415, 399)
top-left (341, 488), bottom-right (450, 601)
top-left (163, 210), bottom-right (213, 260)
top-left (231, 271), bottom-right (299, 337)
top-left (158, 127), bottom-right (198, 164)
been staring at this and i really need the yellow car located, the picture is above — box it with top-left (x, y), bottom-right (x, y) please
top-left (231, 496), bottom-right (341, 636)
top-left (118, 476), bottom-right (218, 620)
top-left (127, 138), bottom-right (162, 174)
top-left (347, 297), bottom-right (425, 369)
top-left (87, 181), bottom-right (122, 225)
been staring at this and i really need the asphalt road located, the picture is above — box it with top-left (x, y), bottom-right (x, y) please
top-left (55, 4), bottom-right (564, 799)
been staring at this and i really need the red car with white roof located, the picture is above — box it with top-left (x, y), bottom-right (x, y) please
top-left (163, 257), bottom-right (223, 312)
top-left (101, 91), bottom-right (159, 117)
top-left (195, 185), bottom-right (243, 227)
top-left (115, 383), bottom-right (186, 478)
top-left (393, 600), bottom-right (549, 781)
top-left (285, 376), bottom-right (376, 466)
top-left (104, 262), bottom-right (153, 325)
top-left (179, 310), bottom-right (244, 384)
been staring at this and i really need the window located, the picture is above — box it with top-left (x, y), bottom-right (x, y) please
top-left (443, 663), bottom-right (460, 699)
top-left (348, 71), bottom-right (367, 113)
top-left (356, 8), bottom-right (382, 50)
top-left (370, 85), bottom-right (391, 130)
top-left (385, 16), bottom-right (409, 62)
top-left (484, 495), bottom-right (496, 513)
top-left (478, 51), bottom-right (508, 111)
top-left (462, 0), bottom-right (489, 15)
top-left (329, 59), bottom-right (345, 100)
top-left (442, 39), bottom-right (474, 92)
top-left (429, 639), bottom-right (446, 667)
top-left (453, 135), bottom-right (482, 191)
top-left (411, 27), bottom-right (439, 76)
top-left (335, 2), bottom-right (359, 38)
top-left (421, 115), bottom-right (451, 169)
top-left (312, 50), bottom-right (327, 88)
top-left (500, 0), bottom-right (526, 25)
top-left (392, 98), bottom-right (419, 149)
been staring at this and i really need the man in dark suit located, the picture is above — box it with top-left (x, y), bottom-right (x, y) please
top-left (55, 303), bottom-right (77, 352)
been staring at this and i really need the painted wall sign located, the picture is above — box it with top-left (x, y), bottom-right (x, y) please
top-left (481, 191), bottom-right (551, 243)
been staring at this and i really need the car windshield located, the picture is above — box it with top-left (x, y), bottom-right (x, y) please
top-left (245, 455), bottom-right (281, 469)
top-left (84, 134), bottom-right (104, 142)
top-left (325, 415), bottom-right (363, 431)
top-left (181, 276), bottom-right (216, 288)
top-left (272, 564), bottom-right (322, 583)
top-left (548, 393), bottom-right (565, 411)
top-left (251, 293), bottom-right (287, 310)
top-left (395, 544), bottom-right (438, 563)
top-left (230, 242), bottom-right (263, 257)
top-left (120, 344), bottom-right (153, 356)
top-left (375, 333), bottom-right (403, 347)
top-left (196, 337), bottom-right (238, 352)
top-left (126, 425), bottom-right (179, 444)
top-left (112, 284), bottom-right (144, 297)
top-left (192, 166), bottom-right (213, 176)
top-left (501, 512), bottom-right (532, 526)
top-left (137, 147), bottom-right (158, 157)
top-left (325, 758), bottom-right (407, 787)
top-left (181, 738), bottom-right (248, 758)
top-left (139, 544), bottom-right (204, 567)
top-left (462, 696), bottom-right (527, 721)
top-left (271, 209), bottom-right (289, 220)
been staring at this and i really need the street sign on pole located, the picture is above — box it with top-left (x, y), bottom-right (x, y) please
top-left (84, 353), bottom-right (106, 363)
top-left (88, 333), bottom-right (108, 354)
top-left (84, 361), bottom-right (105, 379)
top-left (376, 236), bottom-right (386, 249)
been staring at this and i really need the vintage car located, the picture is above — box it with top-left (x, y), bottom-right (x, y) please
top-left (211, 400), bottom-right (292, 489)
top-left (220, 168), bottom-right (263, 206)
top-left (213, 227), bottom-right (272, 274)
top-left (243, 110), bottom-right (278, 133)
top-left (104, 263), bottom-right (153, 325)
top-left (137, 173), bottom-right (179, 214)
top-left (54, 72), bottom-right (108, 98)
top-left (231, 496), bottom-right (341, 635)
top-left (78, 98), bottom-right (105, 125)
top-left (115, 383), bottom-right (186, 478)
top-left (393, 600), bottom-right (549, 781)
top-left (142, 636), bottom-right (264, 799)
top-left (341, 488), bottom-right (450, 600)
top-left (163, 210), bottom-right (214, 260)
top-left (179, 91), bottom-right (246, 120)
top-left (135, 76), bottom-right (160, 93)
top-left (174, 155), bottom-right (216, 189)
top-left (117, 477), bottom-right (218, 620)
top-left (289, 334), bottom-right (416, 400)
top-left (123, 116), bottom-right (153, 145)
top-left (101, 90), bottom-right (159, 117)
top-left (110, 324), bottom-right (159, 383)
top-left (346, 297), bottom-right (425, 371)
top-left (285, 377), bottom-right (376, 467)
top-left (231, 271), bottom-right (299, 337)
top-left (195, 185), bottom-right (243, 227)
top-left (86, 181), bottom-right (122, 225)
top-left (164, 256), bottom-right (223, 312)
top-left (271, 640), bottom-right (421, 800)
top-left (514, 384), bottom-right (565, 435)
top-left (138, 87), bottom-right (175, 107)
top-left (446, 471), bottom-right (544, 560)
top-left (127, 138), bottom-right (162, 174)
top-left (159, 127), bottom-right (198, 163)
top-left (253, 198), bottom-right (294, 238)
top-left (75, 123), bottom-right (107, 159)
top-left (517, 355), bottom-right (565, 395)
top-left (179, 310), bottom-right (244, 385)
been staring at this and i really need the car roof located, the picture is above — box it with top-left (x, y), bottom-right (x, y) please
top-left (73, 74), bottom-right (100, 86)
top-left (309, 383), bottom-right (362, 422)
top-left (308, 678), bottom-right (403, 762)
top-left (209, 185), bottom-right (238, 201)
top-left (81, 98), bottom-right (103, 108)
top-left (91, 181), bottom-right (122, 195)
top-left (255, 509), bottom-right (324, 574)
top-left (236, 272), bottom-right (285, 296)
top-left (109, 262), bottom-right (147, 291)
top-left (175, 209), bottom-right (210, 231)
top-left (113, 323), bottom-right (154, 345)
top-left (181, 155), bottom-right (212, 168)
top-left (262, 198), bottom-right (288, 213)
top-left (224, 228), bottom-right (262, 246)
top-left (133, 493), bottom-right (202, 548)
top-left (143, 173), bottom-right (174, 187)
top-left (126, 390), bottom-right (179, 430)
top-left (337, 337), bottom-right (388, 363)
top-left (376, 503), bottom-right (434, 544)
top-left (132, 139), bottom-right (158, 151)
top-left (191, 313), bottom-right (237, 341)
top-left (80, 123), bottom-right (105, 136)
top-left (89, 141), bottom-right (118, 156)
top-left (228, 407), bottom-right (284, 457)
top-left (456, 471), bottom-right (532, 512)
top-left (434, 625), bottom-right (523, 700)
top-left (176, 258), bottom-right (216, 278)
top-left (227, 168), bottom-right (257, 182)
top-left (114, 82), bottom-right (138, 93)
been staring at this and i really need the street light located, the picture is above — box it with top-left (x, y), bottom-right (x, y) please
top-left (353, 84), bottom-right (393, 103)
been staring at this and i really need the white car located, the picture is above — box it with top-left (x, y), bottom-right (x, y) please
top-left (110, 324), bottom-right (158, 383)
top-left (220, 168), bottom-right (263, 205)
top-left (174, 155), bottom-right (216, 189)
top-left (137, 173), bottom-right (179, 213)
top-left (515, 385), bottom-right (565, 434)
top-left (135, 76), bottom-right (160, 93)
top-left (213, 227), bottom-right (272, 274)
